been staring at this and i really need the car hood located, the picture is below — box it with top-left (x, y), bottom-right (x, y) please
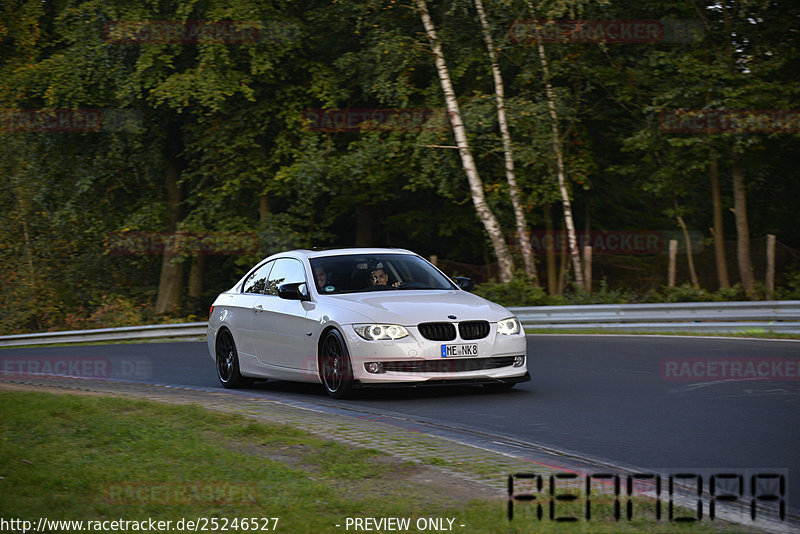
top-left (317, 290), bottom-right (512, 325)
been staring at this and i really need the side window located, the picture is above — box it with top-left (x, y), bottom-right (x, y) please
top-left (264, 258), bottom-right (307, 296)
top-left (242, 261), bottom-right (274, 294)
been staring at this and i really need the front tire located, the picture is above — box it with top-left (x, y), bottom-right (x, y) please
top-left (215, 329), bottom-right (252, 388)
top-left (319, 329), bottom-right (354, 399)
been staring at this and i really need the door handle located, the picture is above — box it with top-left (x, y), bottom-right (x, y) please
top-left (253, 304), bottom-right (264, 313)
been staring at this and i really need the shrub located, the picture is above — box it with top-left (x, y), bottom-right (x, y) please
top-left (87, 295), bottom-right (148, 328)
top-left (774, 271), bottom-right (800, 300)
top-left (661, 283), bottom-right (717, 303)
top-left (562, 280), bottom-right (639, 305)
top-left (473, 278), bottom-right (552, 307)
top-left (714, 284), bottom-right (748, 302)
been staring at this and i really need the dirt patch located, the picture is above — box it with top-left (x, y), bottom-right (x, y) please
top-left (223, 437), bottom-right (498, 506)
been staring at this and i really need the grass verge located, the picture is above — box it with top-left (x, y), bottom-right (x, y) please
top-left (0, 389), bottom-right (759, 533)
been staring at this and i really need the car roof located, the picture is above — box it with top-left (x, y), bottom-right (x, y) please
top-left (282, 248), bottom-right (416, 260)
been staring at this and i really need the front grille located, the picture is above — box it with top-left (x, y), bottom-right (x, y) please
top-left (458, 320), bottom-right (490, 340)
top-left (382, 356), bottom-right (517, 373)
top-left (418, 322), bottom-right (456, 341)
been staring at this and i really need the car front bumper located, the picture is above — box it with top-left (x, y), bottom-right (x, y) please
top-left (343, 324), bottom-right (529, 385)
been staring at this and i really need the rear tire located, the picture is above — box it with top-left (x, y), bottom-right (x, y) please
top-left (215, 329), bottom-right (252, 388)
top-left (319, 329), bottom-right (354, 399)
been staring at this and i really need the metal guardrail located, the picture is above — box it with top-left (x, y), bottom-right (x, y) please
top-left (1, 301), bottom-right (798, 347)
top-left (0, 322), bottom-right (208, 347)
top-left (510, 300), bottom-right (800, 334)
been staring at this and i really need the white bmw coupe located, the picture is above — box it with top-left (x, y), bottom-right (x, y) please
top-left (207, 248), bottom-right (529, 398)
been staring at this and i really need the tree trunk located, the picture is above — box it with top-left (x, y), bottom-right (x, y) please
top-left (557, 235), bottom-right (568, 295)
top-left (543, 204), bottom-right (558, 295)
top-left (668, 239), bottom-right (678, 287)
top-left (416, 0), bottom-right (514, 283)
top-left (583, 245), bottom-right (592, 294)
top-left (188, 254), bottom-right (205, 299)
top-left (709, 150), bottom-right (730, 289)
top-left (473, 0), bottom-right (537, 284)
top-left (525, 8), bottom-right (583, 289)
top-left (355, 205), bottom-right (375, 247)
top-left (258, 194), bottom-right (270, 222)
top-left (731, 158), bottom-right (755, 297)
top-left (154, 152), bottom-right (184, 315)
top-left (676, 214), bottom-right (700, 289)
top-left (21, 219), bottom-right (41, 330)
top-left (766, 234), bottom-right (775, 299)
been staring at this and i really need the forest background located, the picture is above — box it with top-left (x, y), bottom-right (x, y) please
top-left (1, 0), bottom-right (799, 335)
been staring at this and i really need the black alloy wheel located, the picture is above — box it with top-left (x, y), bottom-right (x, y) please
top-left (320, 329), bottom-right (354, 398)
top-left (215, 329), bottom-right (252, 388)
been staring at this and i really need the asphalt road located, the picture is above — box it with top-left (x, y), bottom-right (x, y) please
top-left (3, 335), bottom-right (798, 518)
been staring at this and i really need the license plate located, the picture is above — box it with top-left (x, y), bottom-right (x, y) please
top-left (441, 344), bottom-right (479, 358)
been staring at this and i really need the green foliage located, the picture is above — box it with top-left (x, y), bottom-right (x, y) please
top-left (775, 272), bottom-right (800, 300)
top-left (714, 284), bottom-right (749, 303)
top-left (561, 281), bottom-right (640, 305)
top-left (63, 295), bottom-right (149, 331)
top-left (0, 0), bottom-right (798, 332)
top-left (659, 283), bottom-right (717, 303)
top-left (473, 279), bottom-right (789, 308)
top-left (474, 277), bottom-right (553, 307)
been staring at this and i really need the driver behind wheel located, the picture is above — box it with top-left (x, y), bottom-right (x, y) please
top-left (369, 268), bottom-right (402, 287)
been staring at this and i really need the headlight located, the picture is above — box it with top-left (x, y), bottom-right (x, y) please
top-left (353, 324), bottom-right (409, 341)
top-left (497, 317), bottom-right (521, 335)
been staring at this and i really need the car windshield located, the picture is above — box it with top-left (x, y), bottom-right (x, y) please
top-left (309, 254), bottom-right (456, 294)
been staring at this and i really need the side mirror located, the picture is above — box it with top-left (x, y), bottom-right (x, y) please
top-left (278, 282), bottom-right (310, 301)
top-left (452, 276), bottom-right (475, 292)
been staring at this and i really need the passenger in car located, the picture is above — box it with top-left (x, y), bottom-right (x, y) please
top-left (314, 266), bottom-right (328, 290)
